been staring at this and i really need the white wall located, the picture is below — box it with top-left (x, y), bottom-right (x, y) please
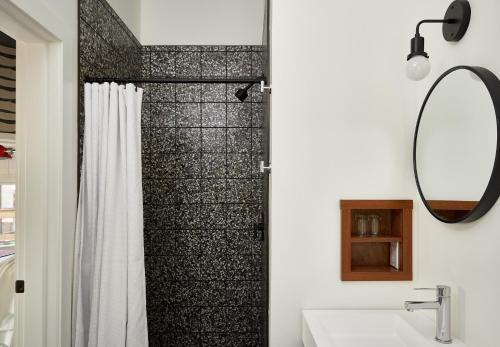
top-left (270, 1), bottom-right (418, 345)
top-left (271, 0), bottom-right (500, 346)
top-left (141, 0), bottom-right (265, 45)
top-left (106, 0), bottom-right (141, 40)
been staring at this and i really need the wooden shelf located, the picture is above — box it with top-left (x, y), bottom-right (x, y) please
top-left (341, 200), bottom-right (413, 281)
top-left (351, 265), bottom-right (399, 273)
top-left (341, 200), bottom-right (413, 210)
top-left (351, 236), bottom-right (402, 243)
top-left (343, 267), bottom-right (410, 281)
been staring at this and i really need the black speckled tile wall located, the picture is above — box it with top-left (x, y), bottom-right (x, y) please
top-left (79, 0), bottom-right (141, 80)
top-left (79, 3), bottom-right (267, 345)
top-left (142, 45), bottom-right (266, 347)
top-left (78, 0), bottom-right (142, 164)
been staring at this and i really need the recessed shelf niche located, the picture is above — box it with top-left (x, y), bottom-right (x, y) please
top-left (340, 200), bottom-right (413, 281)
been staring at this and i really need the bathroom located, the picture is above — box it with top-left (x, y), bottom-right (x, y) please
top-left (0, 0), bottom-right (500, 346)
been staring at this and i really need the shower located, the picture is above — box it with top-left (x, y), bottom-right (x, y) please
top-left (235, 81), bottom-right (271, 102)
top-left (235, 82), bottom-right (256, 102)
top-left (78, 1), bottom-right (271, 345)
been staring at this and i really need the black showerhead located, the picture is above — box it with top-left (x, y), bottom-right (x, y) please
top-left (234, 83), bottom-right (255, 102)
top-left (235, 88), bottom-right (248, 102)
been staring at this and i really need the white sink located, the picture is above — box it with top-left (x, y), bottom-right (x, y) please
top-left (302, 310), bottom-right (468, 347)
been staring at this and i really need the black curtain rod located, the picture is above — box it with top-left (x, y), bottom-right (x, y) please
top-left (84, 77), bottom-right (266, 84)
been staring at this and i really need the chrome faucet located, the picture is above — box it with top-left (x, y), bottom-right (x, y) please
top-left (404, 285), bottom-right (452, 344)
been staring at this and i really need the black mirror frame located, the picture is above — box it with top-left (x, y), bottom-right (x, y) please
top-left (413, 65), bottom-right (500, 223)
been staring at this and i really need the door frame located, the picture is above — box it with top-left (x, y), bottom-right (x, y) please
top-left (262, 1), bottom-right (272, 346)
top-left (0, 1), bottom-right (77, 346)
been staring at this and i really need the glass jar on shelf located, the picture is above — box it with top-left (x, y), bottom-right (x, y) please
top-left (367, 215), bottom-right (381, 236)
top-left (354, 214), bottom-right (368, 237)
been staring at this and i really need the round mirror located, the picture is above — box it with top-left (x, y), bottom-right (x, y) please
top-left (414, 66), bottom-right (500, 223)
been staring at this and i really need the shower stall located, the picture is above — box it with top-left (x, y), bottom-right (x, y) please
top-left (78, 0), bottom-right (271, 345)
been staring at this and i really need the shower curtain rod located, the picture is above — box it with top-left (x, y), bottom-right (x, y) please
top-left (84, 76), bottom-right (267, 84)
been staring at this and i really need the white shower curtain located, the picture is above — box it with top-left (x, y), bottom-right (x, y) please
top-left (73, 83), bottom-right (148, 347)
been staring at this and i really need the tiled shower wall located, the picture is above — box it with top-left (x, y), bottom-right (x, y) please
top-left (79, 0), bottom-right (142, 159)
top-left (79, 2), bottom-right (268, 346)
top-left (141, 46), bottom-right (267, 347)
top-left (79, 0), bottom-right (141, 80)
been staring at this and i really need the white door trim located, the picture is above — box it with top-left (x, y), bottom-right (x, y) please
top-left (0, 1), bottom-right (77, 346)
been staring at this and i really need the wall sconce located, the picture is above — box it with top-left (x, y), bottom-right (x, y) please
top-left (406, 0), bottom-right (471, 81)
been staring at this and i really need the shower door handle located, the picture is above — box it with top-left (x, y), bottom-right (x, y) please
top-left (259, 161), bottom-right (271, 174)
top-left (253, 222), bottom-right (264, 241)
top-left (253, 217), bottom-right (265, 241)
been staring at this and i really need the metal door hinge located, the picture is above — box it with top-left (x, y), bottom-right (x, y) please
top-left (15, 280), bottom-right (24, 293)
top-left (259, 161), bottom-right (271, 173)
top-left (260, 81), bottom-right (272, 93)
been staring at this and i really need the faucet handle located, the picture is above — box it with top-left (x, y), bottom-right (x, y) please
top-left (414, 285), bottom-right (451, 298)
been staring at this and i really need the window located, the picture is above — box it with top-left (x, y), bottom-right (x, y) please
top-left (1, 184), bottom-right (15, 209)
top-left (0, 184), bottom-right (15, 257)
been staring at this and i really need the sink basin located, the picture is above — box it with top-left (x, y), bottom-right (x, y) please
top-left (302, 310), bottom-right (467, 347)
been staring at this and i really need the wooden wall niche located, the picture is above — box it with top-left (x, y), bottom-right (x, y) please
top-left (341, 200), bottom-right (413, 281)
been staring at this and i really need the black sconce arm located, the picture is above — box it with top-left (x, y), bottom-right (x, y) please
top-left (413, 0), bottom-right (471, 42)
top-left (408, 16), bottom-right (464, 60)
top-left (415, 19), bottom-right (455, 36)
top-left (405, 1), bottom-right (471, 80)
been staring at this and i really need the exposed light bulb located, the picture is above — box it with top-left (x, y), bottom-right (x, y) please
top-left (406, 55), bottom-right (431, 81)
